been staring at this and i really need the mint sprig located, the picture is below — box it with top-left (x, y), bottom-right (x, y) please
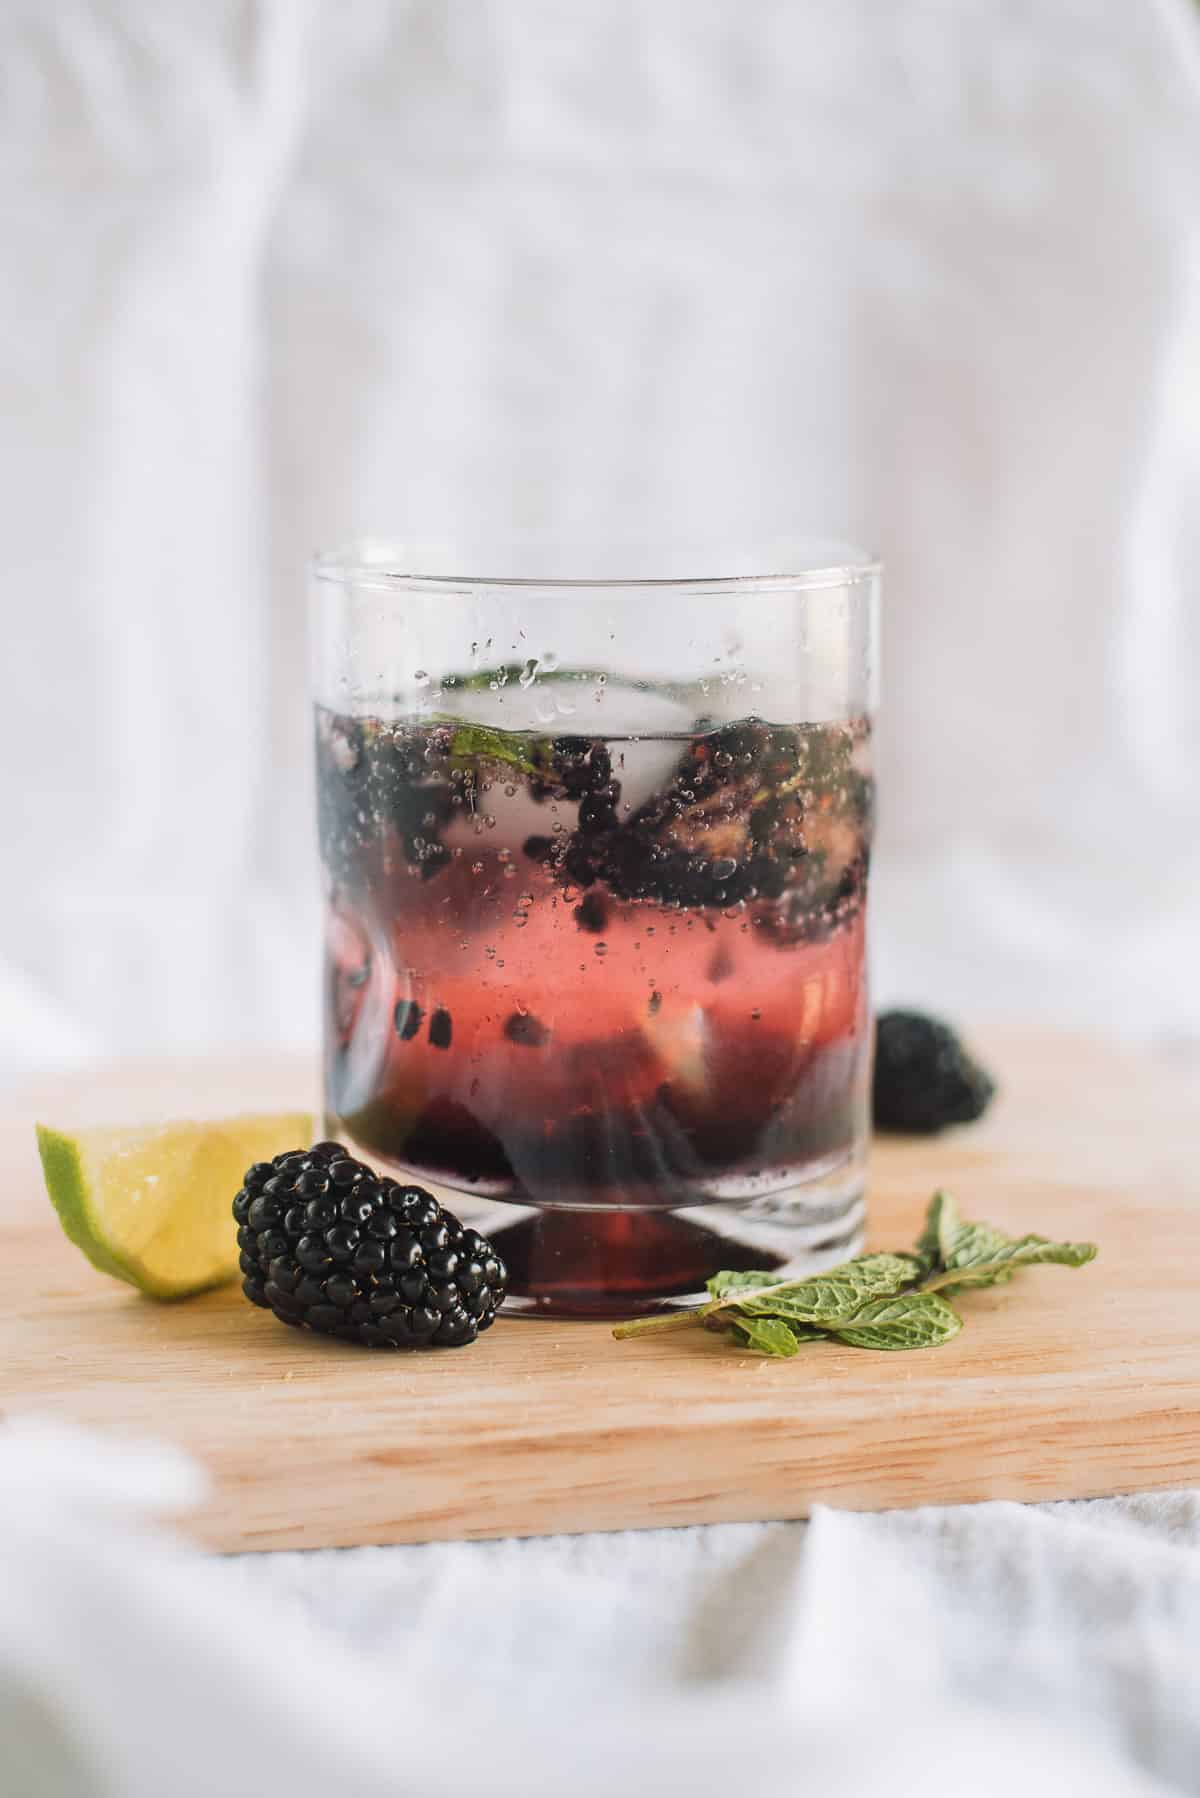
top-left (612, 1192), bottom-right (1097, 1355)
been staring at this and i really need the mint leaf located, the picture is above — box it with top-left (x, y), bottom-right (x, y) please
top-left (714, 1252), bottom-right (919, 1326)
top-left (831, 1292), bottom-right (963, 1351)
top-left (732, 1318), bottom-right (810, 1357)
top-left (706, 1269), bottom-right (779, 1299)
top-left (926, 1230), bottom-right (1097, 1294)
top-left (613, 1188), bottom-right (1097, 1356)
top-left (912, 1189), bottom-right (962, 1273)
top-left (446, 724), bottom-right (544, 777)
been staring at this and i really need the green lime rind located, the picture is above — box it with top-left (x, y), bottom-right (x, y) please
top-left (36, 1123), bottom-right (154, 1294)
top-left (35, 1115), bottom-right (315, 1302)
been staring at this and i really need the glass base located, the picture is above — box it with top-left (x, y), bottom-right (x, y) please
top-left (329, 1120), bottom-right (865, 1318)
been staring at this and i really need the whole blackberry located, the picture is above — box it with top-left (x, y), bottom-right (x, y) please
top-left (233, 1144), bottom-right (507, 1348)
top-left (872, 1011), bottom-right (996, 1134)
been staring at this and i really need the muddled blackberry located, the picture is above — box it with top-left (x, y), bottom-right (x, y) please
top-left (529, 735), bottom-right (614, 801)
top-left (233, 1145), bottom-right (507, 1347)
top-left (872, 1011), bottom-right (996, 1133)
top-left (541, 719), bottom-right (871, 927)
top-left (316, 713), bottom-right (457, 881)
top-left (574, 890), bottom-right (609, 933)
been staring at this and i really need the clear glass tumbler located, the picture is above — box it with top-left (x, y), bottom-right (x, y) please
top-left (311, 541), bottom-right (879, 1316)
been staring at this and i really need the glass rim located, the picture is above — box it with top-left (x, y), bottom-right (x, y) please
top-left (310, 538), bottom-right (881, 596)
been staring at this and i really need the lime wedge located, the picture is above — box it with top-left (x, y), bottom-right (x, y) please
top-left (36, 1113), bottom-right (314, 1299)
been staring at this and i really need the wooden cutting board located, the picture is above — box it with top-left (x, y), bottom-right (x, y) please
top-left (1, 1033), bottom-right (1198, 1550)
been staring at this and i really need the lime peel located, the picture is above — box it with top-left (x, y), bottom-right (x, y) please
top-left (36, 1113), bottom-right (314, 1301)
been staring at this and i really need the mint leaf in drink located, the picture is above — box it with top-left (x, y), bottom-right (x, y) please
top-left (830, 1291), bottom-right (963, 1351)
top-left (612, 1188), bottom-right (1097, 1357)
top-left (446, 723), bottom-right (545, 777)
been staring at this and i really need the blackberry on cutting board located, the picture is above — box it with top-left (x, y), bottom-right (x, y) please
top-left (872, 1010), bottom-right (996, 1134)
top-left (233, 1145), bottom-right (507, 1348)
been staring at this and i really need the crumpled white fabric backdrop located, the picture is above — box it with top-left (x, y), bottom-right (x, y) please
top-left (2, 0), bottom-right (1198, 1084)
top-left (3, 1418), bottom-right (1198, 1798)
top-left (3, 8), bottom-right (1200, 1795)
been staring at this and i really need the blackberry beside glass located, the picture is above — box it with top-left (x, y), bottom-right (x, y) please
top-left (235, 1143), bottom-right (507, 1347)
top-left (311, 544), bottom-right (879, 1316)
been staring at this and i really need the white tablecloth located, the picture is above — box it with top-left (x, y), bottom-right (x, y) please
top-left (2, 1418), bottom-right (1196, 1797)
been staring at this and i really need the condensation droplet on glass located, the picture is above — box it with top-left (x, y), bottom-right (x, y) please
top-left (413, 669), bottom-right (430, 687)
top-left (471, 861), bottom-right (484, 875)
top-left (751, 1008), bottom-right (762, 1021)
top-left (518, 656), bottom-right (539, 688)
top-left (542, 650), bottom-right (559, 672)
top-left (484, 815), bottom-right (497, 829)
top-left (554, 693), bottom-right (575, 716)
top-left (504, 784), bottom-right (516, 797)
top-left (594, 942), bottom-right (608, 958)
top-left (496, 959), bottom-right (505, 968)
top-left (533, 695), bottom-right (556, 724)
top-left (484, 945), bottom-right (496, 959)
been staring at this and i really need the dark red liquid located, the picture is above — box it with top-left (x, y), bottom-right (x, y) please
top-left (318, 712), bottom-right (872, 1312)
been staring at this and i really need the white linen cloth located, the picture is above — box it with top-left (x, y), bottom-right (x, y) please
top-left (2, 0), bottom-right (1199, 1086)
top-left (2, 1416), bottom-right (1196, 1798)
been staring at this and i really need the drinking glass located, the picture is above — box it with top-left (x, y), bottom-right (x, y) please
top-left (311, 540), bottom-right (879, 1315)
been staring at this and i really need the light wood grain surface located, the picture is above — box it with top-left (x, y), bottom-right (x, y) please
top-left (1, 1034), bottom-right (1197, 1549)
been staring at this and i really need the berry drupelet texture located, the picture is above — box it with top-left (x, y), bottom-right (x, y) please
top-left (872, 1010), bottom-right (996, 1134)
top-left (233, 1144), bottom-right (507, 1347)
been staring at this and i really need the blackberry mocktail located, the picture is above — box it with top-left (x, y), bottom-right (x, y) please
top-left (312, 544), bottom-right (879, 1314)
